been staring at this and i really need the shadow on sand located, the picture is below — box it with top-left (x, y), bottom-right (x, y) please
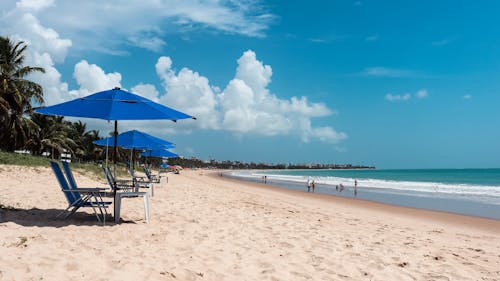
top-left (0, 206), bottom-right (138, 227)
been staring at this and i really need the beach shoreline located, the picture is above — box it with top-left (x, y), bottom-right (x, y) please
top-left (1, 165), bottom-right (499, 280)
top-left (213, 171), bottom-right (500, 232)
top-left (223, 169), bottom-right (500, 220)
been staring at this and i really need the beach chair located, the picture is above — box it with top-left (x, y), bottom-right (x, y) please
top-left (143, 166), bottom-right (161, 183)
top-left (103, 166), bottom-right (137, 192)
top-left (126, 165), bottom-right (154, 197)
top-left (102, 166), bottom-right (150, 223)
top-left (50, 161), bottom-right (111, 223)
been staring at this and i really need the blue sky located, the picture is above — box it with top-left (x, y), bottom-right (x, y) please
top-left (1, 0), bottom-right (499, 168)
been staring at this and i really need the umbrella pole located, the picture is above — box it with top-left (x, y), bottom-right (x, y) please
top-left (131, 148), bottom-right (135, 171)
top-left (113, 120), bottom-right (118, 218)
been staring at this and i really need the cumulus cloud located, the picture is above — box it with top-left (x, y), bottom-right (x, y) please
top-left (70, 60), bottom-right (122, 98)
top-left (156, 57), bottom-right (220, 130)
top-left (152, 50), bottom-right (345, 143)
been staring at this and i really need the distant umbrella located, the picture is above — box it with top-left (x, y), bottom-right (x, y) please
top-left (141, 149), bottom-right (178, 159)
top-left (94, 130), bottom-right (175, 170)
top-left (94, 130), bottom-right (174, 149)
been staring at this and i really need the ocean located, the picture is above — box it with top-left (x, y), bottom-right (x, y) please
top-left (225, 169), bottom-right (500, 220)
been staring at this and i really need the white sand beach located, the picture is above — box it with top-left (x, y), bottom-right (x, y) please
top-left (1, 165), bottom-right (499, 280)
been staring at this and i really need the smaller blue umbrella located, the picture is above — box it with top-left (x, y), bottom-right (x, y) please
top-left (94, 130), bottom-right (174, 149)
top-left (141, 149), bottom-right (178, 159)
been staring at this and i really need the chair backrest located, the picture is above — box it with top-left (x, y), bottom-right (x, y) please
top-left (61, 161), bottom-right (77, 189)
top-left (143, 167), bottom-right (152, 180)
top-left (128, 164), bottom-right (137, 178)
top-left (50, 161), bottom-right (80, 205)
top-left (102, 166), bottom-right (115, 190)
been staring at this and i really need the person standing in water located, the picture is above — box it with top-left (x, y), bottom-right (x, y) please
top-left (354, 179), bottom-right (358, 197)
top-left (311, 180), bottom-right (316, 193)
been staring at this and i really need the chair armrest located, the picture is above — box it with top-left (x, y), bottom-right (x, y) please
top-left (62, 187), bottom-right (107, 192)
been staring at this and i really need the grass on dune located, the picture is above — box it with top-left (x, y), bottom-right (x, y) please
top-left (0, 150), bottom-right (129, 180)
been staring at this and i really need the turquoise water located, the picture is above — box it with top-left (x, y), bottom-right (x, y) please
top-left (227, 169), bottom-right (500, 219)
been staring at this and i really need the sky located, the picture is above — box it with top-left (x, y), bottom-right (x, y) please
top-left (1, 0), bottom-right (499, 169)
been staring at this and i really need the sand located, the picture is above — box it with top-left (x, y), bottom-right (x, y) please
top-left (1, 164), bottom-right (499, 280)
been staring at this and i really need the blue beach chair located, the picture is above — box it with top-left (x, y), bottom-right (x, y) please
top-left (143, 166), bottom-right (161, 183)
top-left (50, 161), bottom-right (111, 223)
top-left (102, 166), bottom-right (150, 223)
top-left (125, 165), bottom-right (154, 197)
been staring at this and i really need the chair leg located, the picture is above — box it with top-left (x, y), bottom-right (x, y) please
top-left (89, 196), bottom-right (102, 223)
top-left (114, 194), bottom-right (122, 223)
top-left (143, 194), bottom-right (150, 223)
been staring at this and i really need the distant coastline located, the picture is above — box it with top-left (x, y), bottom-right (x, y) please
top-left (168, 157), bottom-right (375, 170)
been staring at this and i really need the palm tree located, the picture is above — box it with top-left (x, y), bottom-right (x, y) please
top-left (67, 120), bottom-right (102, 161)
top-left (28, 114), bottom-right (76, 159)
top-left (0, 36), bottom-right (45, 151)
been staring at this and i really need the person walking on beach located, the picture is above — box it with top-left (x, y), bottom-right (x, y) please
top-left (307, 177), bottom-right (311, 192)
top-left (354, 179), bottom-right (358, 197)
top-left (311, 180), bottom-right (316, 193)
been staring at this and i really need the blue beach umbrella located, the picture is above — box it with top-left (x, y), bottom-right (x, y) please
top-left (35, 87), bottom-right (194, 213)
top-left (94, 130), bottom-right (175, 149)
top-left (142, 149), bottom-right (178, 174)
top-left (141, 149), bottom-right (178, 158)
top-left (94, 130), bottom-right (175, 170)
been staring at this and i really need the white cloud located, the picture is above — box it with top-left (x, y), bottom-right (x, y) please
top-left (153, 50), bottom-right (346, 143)
top-left (385, 93), bottom-right (411, 102)
top-left (1, 0), bottom-right (274, 55)
top-left (128, 35), bottom-right (166, 52)
top-left (0, 1), bottom-right (343, 144)
top-left (463, 94), bottom-right (472, 100)
top-left (362, 67), bottom-right (418, 78)
top-left (70, 60), bottom-right (122, 98)
top-left (131, 84), bottom-right (160, 102)
top-left (156, 57), bottom-right (220, 130)
top-left (27, 51), bottom-right (69, 106)
top-left (3, 12), bottom-right (72, 63)
top-left (16, 0), bottom-right (54, 11)
top-left (415, 89), bottom-right (428, 99)
top-left (385, 89), bottom-right (428, 102)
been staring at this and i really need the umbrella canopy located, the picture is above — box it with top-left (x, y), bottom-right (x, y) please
top-left (141, 149), bottom-right (178, 159)
top-left (35, 87), bottom-right (194, 218)
top-left (93, 130), bottom-right (174, 149)
top-left (35, 87), bottom-right (193, 120)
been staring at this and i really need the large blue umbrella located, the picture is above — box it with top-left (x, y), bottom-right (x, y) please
top-left (141, 149), bottom-right (178, 158)
top-left (35, 87), bottom-right (194, 214)
top-left (35, 87), bottom-right (193, 120)
top-left (94, 130), bottom-right (175, 149)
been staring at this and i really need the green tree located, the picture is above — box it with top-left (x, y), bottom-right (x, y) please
top-left (67, 120), bottom-right (102, 161)
top-left (0, 36), bottom-right (45, 151)
top-left (28, 114), bottom-right (76, 159)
